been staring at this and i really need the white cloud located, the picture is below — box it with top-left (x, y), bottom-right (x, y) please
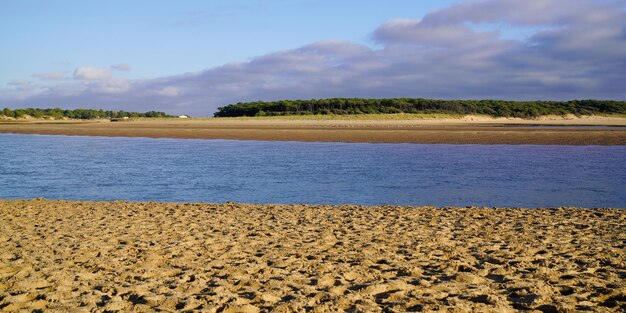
top-left (73, 67), bottom-right (112, 81)
top-left (7, 80), bottom-right (34, 86)
top-left (3, 80), bottom-right (44, 100)
top-left (152, 86), bottom-right (180, 97)
top-left (98, 78), bottom-right (131, 94)
top-left (111, 64), bottom-right (130, 71)
top-left (32, 71), bottom-right (67, 81)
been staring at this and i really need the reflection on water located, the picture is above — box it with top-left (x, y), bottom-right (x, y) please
top-left (0, 134), bottom-right (624, 207)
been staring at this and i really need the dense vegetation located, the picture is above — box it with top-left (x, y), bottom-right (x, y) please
top-left (214, 98), bottom-right (626, 118)
top-left (0, 108), bottom-right (172, 119)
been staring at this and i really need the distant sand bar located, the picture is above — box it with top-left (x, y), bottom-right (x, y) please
top-left (1, 116), bottom-right (626, 144)
top-left (1, 200), bottom-right (624, 312)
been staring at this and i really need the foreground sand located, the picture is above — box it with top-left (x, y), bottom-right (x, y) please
top-left (1, 115), bottom-right (626, 145)
top-left (1, 200), bottom-right (624, 312)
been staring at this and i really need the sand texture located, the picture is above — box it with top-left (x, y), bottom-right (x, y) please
top-left (1, 116), bottom-right (626, 145)
top-left (1, 200), bottom-right (624, 312)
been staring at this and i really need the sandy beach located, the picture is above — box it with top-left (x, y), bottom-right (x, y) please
top-left (1, 115), bottom-right (626, 145)
top-left (1, 199), bottom-right (624, 312)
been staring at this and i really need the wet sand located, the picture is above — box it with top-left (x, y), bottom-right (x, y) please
top-left (1, 200), bottom-right (624, 312)
top-left (1, 116), bottom-right (625, 145)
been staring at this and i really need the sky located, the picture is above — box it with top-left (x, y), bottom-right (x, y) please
top-left (1, 0), bottom-right (625, 116)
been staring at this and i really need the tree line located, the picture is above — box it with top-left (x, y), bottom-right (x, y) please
top-left (213, 98), bottom-right (626, 118)
top-left (1, 108), bottom-right (173, 119)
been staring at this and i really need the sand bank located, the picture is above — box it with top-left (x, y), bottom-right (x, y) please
top-left (1, 200), bottom-right (624, 312)
top-left (1, 116), bottom-right (625, 144)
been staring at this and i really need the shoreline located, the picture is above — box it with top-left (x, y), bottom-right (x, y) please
top-left (1, 199), bottom-right (624, 311)
top-left (1, 116), bottom-right (626, 145)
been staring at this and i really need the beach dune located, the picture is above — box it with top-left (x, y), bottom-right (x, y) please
top-left (1, 200), bottom-right (624, 312)
top-left (1, 116), bottom-right (626, 145)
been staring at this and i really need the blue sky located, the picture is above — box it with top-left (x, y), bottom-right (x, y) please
top-left (1, 0), bottom-right (625, 116)
top-left (0, 0), bottom-right (461, 84)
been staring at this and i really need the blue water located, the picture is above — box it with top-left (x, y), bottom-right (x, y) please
top-left (0, 134), bottom-right (624, 207)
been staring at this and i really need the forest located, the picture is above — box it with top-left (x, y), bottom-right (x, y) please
top-left (213, 98), bottom-right (626, 118)
top-left (0, 108), bottom-right (172, 119)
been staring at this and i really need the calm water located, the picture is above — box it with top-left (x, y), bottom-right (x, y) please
top-left (0, 134), bottom-right (624, 207)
